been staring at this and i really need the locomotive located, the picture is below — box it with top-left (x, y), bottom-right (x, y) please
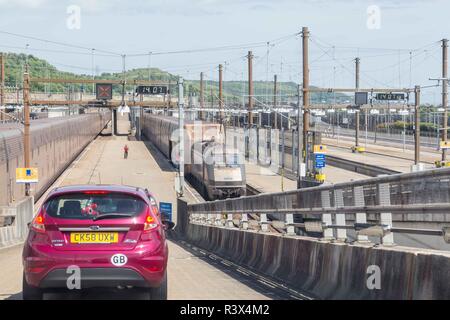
top-left (141, 113), bottom-right (246, 200)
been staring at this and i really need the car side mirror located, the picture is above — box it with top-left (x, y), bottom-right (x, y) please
top-left (162, 220), bottom-right (175, 231)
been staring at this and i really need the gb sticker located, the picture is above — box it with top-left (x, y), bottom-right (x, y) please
top-left (111, 254), bottom-right (128, 266)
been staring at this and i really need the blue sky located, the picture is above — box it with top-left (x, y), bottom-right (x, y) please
top-left (0, 0), bottom-right (448, 103)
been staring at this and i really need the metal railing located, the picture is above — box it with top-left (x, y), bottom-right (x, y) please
top-left (187, 168), bottom-right (450, 246)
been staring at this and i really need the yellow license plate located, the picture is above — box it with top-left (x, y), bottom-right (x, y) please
top-left (70, 232), bottom-right (118, 244)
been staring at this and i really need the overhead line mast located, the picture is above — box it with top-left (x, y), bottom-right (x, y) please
top-left (0, 53), bottom-right (4, 121)
top-left (273, 74), bottom-right (278, 129)
top-left (247, 51), bottom-right (253, 127)
top-left (300, 27), bottom-right (309, 184)
top-left (200, 72), bottom-right (204, 120)
top-left (442, 38), bottom-right (448, 162)
top-left (219, 64), bottom-right (223, 123)
top-left (355, 57), bottom-right (360, 148)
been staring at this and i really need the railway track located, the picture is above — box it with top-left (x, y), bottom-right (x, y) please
top-left (325, 143), bottom-right (436, 164)
top-left (317, 128), bottom-right (438, 149)
top-left (246, 184), bottom-right (262, 196)
top-left (283, 144), bottom-right (399, 177)
top-left (326, 154), bottom-right (400, 176)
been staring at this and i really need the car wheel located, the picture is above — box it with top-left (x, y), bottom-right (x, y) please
top-left (148, 272), bottom-right (167, 300)
top-left (22, 273), bottom-right (43, 300)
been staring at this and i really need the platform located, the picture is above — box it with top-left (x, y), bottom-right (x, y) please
top-left (322, 137), bottom-right (437, 173)
top-left (0, 115), bottom-right (295, 300)
top-left (245, 161), bottom-right (368, 194)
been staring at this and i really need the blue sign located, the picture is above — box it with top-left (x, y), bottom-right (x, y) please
top-left (315, 154), bottom-right (326, 161)
top-left (159, 202), bottom-right (172, 221)
top-left (315, 153), bottom-right (326, 168)
top-left (315, 160), bottom-right (326, 169)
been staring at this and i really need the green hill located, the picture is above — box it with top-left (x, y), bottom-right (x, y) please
top-left (1, 52), bottom-right (349, 105)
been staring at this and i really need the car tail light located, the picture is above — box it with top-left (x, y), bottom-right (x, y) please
top-left (151, 205), bottom-right (160, 217)
top-left (145, 265), bottom-right (163, 272)
top-left (31, 211), bottom-right (45, 233)
top-left (149, 197), bottom-right (160, 218)
top-left (83, 191), bottom-right (109, 194)
top-left (25, 259), bottom-right (48, 273)
top-left (143, 209), bottom-right (158, 231)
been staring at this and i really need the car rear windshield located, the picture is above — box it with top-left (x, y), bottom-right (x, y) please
top-left (44, 192), bottom-right (147, 220)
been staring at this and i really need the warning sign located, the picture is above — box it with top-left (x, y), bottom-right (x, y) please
top-left (96, 83), bottom-right (113, 100)
top-left (313, 145), bottom-right (327, 154)
top-left (16, 168), bottom-right (38, 183)
top-left (440, 141), bottom-right (450, 149)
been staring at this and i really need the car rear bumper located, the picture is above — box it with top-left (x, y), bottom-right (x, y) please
top-left (39, 267), bottom-right (149, 289)
top-left (23, 242), bottom-right (168, 289)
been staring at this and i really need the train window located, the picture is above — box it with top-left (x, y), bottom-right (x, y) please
top-left (212, 152), bottom-right (225, 165)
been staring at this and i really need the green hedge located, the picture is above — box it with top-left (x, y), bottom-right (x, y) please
top-left (377, 121), bottom-right (438, 132)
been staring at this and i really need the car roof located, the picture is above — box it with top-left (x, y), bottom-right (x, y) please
top-left (47, 184), bottom-right (149, 200)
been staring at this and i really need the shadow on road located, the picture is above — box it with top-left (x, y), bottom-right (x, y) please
top-left (142, 140), bottom-right (176, 173)
top-left (7, 289), bottom-right (149, 300)
top-left (3, 292), bottom-right (22, 300)
top-left (169, 239), bottom-right (315, 300)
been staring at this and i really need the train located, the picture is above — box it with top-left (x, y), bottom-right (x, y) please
top-left (141, 113), bottom-right (246, 200)
top-left (0, 111), bottom-right (110, 207)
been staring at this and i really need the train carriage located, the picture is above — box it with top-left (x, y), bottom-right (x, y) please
top-left (0, 111), bottom-right (110, 207)
top-left (141, 113), bottom-right (246, 200)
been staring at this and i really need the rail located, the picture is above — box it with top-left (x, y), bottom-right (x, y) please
top-left (187, 167), bottom-right (450, 246)
top-left (326, 154), bottom-right (400, 176)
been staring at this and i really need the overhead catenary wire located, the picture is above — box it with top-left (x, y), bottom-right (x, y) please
top-left (310, 32), bottom-right (441, 84)
top-left (309, 37), bottom-right (356, 80)
top-left (1, 26), bottom-right (447, 107)
top-left (0, 44), bottom-right (118, 57)
top-left (125, 32), bottom-right (301, 57)
top-left (309, 33), bottom-right (440, 53)
top-left (360, 46), bottom-right (441, 88)
top-left (0, 30), bottom-right (122, 56)
top-left (310, 33), bottom-right (442, 90)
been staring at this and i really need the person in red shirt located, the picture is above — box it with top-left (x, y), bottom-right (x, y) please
top-left (123, 144), bottom-right (129, 159)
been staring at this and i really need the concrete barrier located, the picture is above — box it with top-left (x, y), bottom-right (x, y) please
top-left (177, 200), bottom-right (450, 300)
top-left (0, 196), bottom-right (34, 247)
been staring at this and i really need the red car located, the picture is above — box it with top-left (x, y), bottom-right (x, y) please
top-left (22, 185), bottom-right (174, 300)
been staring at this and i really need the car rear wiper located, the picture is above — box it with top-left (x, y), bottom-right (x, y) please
top-left (92, 213), bottom-right (134, 221)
